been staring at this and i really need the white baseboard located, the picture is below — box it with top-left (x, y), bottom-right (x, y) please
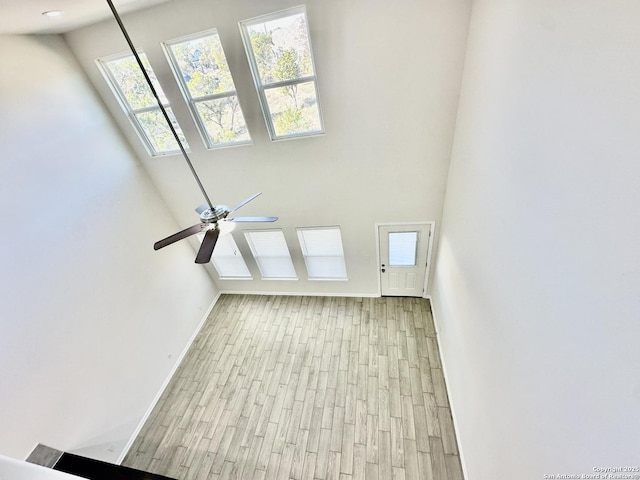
top-left (429, 297), bottom-right (469, 480)
top-left (116, 290), bottom-right (222, 464)
top-left (219, 290), bottom-right (380, 298)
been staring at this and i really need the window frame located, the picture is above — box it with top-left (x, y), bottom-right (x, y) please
top-left (97, 51), bottom-right (188, 157)
top-left (296, 226), bottom-right (348, 281)
top-left (162, 29), bottom-right (253, 149)
top-left (239, 5), bottom-right (325, 141)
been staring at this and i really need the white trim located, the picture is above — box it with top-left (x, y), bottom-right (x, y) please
top-left (304, 278), bottom-right (349, 282)
top-left (117, 290), bottom-right (222, 464)
top-left (256, 278), bottom-right (300, 281)
top-left (239, 4), bottom-right (307, 26)
top-left (218, 290), bottom-right (379, 298)
top-left (375, 221), bottom-right (436, 297)
top-left (429, 298), bottom-right (469, 480)
top-left (375, 224), bottom-right (382, 296)
top-left (424, 222), bottom-right (436, 294)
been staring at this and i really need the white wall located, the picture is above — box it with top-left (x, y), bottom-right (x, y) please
top-left (432, 0), bottom-right (640, 477)
top-left (0, 35), bottom-right (217, 462)
top-left (65, 0), bottom-right (471, 296)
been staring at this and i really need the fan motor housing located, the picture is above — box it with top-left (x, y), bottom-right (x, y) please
top-left (199, 205), bottom-right (230, 224)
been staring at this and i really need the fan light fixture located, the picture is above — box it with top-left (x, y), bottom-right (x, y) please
top-left (218, 220), bottom-right (236, 235)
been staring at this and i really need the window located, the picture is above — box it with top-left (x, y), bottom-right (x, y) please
top-left (297, 227), bottom-right (347, 280)
top-left (245, 230), bottom-right (297, 279)
top-left (209, 233), bottom-right (252, 279)
top-left (164, 30), bottom-right (252, 148)
top-left (388, 231), bottom-right (419, 266)
top-left (98, 52), bottom-right (188, 156)
top-left (239, 6), bottom-right (324, 140)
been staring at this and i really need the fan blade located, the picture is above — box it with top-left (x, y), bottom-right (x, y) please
top-left (230, 216), bottom-right (278, 222)
top-left (195, 228), bottom-right (220, 264)
top-left (231, 192), bottom-right (262, 213)
top-left (195, 204), bottom-right (209, 214)
top-left (154, 224), bottom-right (205, 250)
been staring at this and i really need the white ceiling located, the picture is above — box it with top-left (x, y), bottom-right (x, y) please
top-left (0, 0), bottom-right (170, 34)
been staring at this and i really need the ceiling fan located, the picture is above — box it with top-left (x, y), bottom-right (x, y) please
top-left (154, 193), bottom-right (277, 263)
top-left (106, 0), bottom-right (277, 264)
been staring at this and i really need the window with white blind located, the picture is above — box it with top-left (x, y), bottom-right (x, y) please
top-left (209, 233), bottom-right (252, 279)
top-left (244, 230), bottom-right (297, 279)
top-left (297, 227), bottom-right (347, 280)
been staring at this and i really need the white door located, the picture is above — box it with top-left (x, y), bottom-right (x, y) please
top-left (378, 223), bottom-right (431, 297)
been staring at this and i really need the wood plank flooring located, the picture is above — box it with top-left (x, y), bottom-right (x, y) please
top-left (123, 295), bottom-right (463, 480)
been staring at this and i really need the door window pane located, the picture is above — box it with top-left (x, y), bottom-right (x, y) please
top-left (388, 231), bottom-right (418, 266)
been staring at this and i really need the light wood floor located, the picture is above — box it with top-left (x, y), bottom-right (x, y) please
top-left (123, 295), bottom-right (463, 480)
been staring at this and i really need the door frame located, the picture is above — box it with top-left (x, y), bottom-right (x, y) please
top-left (375, 221), bottom-right (435, 297)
